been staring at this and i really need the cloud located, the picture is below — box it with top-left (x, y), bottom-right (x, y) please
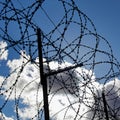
top-left (0, 52), bottom-right (43, 119)
top-left (0, 41), bottom-right (8, 60)
top-left (0, 51), bottom-right (120, 120)
top-left (0, 112), bottom-right (14, 120)
top-left (104, 78), bottom-right (120, 119)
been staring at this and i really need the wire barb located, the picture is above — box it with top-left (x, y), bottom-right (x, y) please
top-left (0, 0), bottom-right (120, 120)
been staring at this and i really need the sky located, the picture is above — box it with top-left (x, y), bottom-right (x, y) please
top-left (0, 0), bottom-right (120, 120)
top-left (29, 0), bottom-right (120, 61)
top-left (77, 0), bottom-right (120, 61)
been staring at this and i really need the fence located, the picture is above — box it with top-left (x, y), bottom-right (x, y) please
top-left (0, 0), bottom-right (120, 120)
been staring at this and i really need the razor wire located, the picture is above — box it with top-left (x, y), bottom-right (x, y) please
top-left (0, 0), bottom-right (120, 120)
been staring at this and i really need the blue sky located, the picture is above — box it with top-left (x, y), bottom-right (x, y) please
top-left (34, 0), bottom-right (120, 61)
top-left (77, 0), bottom-right (120, 61)
top-left (0, 0), bottom-right (120, 120)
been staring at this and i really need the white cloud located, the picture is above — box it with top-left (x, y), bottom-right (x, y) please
top-left (0, 51), bottom-right (120, 120)
top-left (0, 76), bottom-right (5, 86)
top-left (0, 112), bottom-right (14, 120)
top-left (104, 78), bottom-right (120, 119)
top-left (0, 41), bottom-right (8, 60)
top-left (1, 52), bottom-right (43, 119)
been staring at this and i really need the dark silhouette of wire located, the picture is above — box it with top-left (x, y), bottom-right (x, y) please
top-left (0, 0), bottom-right (120, 120)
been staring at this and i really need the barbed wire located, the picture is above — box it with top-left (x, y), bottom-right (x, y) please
top-left (0, 0), bottom-right (120, 120)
